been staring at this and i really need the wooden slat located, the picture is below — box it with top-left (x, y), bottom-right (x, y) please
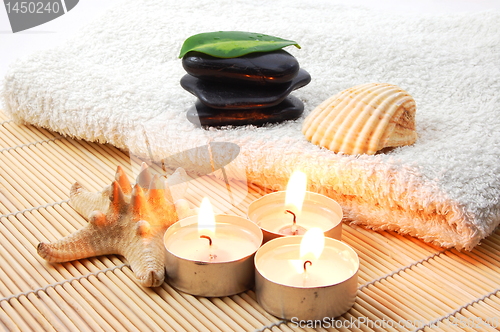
top-left (1, 111), bottom-right (500, 331)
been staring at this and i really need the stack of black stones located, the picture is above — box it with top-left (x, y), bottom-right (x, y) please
top-left (180, 50), bottom-right (311, 127)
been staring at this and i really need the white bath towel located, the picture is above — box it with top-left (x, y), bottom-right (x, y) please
top-left (3, 0), bottom-right (500, 249)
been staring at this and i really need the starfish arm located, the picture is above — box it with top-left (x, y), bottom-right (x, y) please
top-left (69, 182), bottom-right (113, 220)
top-left (37, 228), bottom-right (117, 262)
top-left (37, 211), bottom-right (119, 263)
top-left (121, 221), bottom-right (167, 287)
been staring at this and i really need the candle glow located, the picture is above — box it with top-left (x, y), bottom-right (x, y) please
top-left (198, 197), bottom-right (216, 239)
top-left (284, 170), bottom-right (307, 216)
top-left (300, 227), bottom-right (325, 259)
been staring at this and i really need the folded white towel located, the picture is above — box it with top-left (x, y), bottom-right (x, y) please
top-left (3, 0), bottom-right (500, 249)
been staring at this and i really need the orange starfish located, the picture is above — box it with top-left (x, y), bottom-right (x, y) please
top-left (37, 164), bottom-right (195, 287)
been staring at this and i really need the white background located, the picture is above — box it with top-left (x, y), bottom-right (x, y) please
top-left (1, 0), bottom-right (500, 109)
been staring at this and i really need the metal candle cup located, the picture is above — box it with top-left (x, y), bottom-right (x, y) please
top-left (164, 214), bottom-right (263, 297)
top-left (254, 236), bottom-right (359, 320)
top-left (248, 191), bottom-right (343, 243)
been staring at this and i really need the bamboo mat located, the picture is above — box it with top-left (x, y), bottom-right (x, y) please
top-left (1, 109), bottom-right (500, 332)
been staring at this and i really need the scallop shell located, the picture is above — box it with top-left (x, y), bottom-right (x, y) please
top-left (302, 83), bottom-right (417, 155)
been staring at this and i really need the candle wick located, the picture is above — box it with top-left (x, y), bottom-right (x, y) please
top-left (200, 235), bottom-right (212, 246)
top-left (303, 260), bottom-right (312, 273)
top-left (285, 210), bottom-right (298, 235)
top-left (285, 210), bottom-right (297, 224)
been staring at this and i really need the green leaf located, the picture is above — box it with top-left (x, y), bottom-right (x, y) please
top-left (178, 31), bottom-right (301, 59)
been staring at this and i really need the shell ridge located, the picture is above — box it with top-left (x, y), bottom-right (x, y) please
top-left (308, 89), bottom-right (351, 145)
top-left (337, 85), bottom-right (384, 153)
top-left (360, 86), bottom-right (407, 153)
top-left (375, 94), bottom-right (411, 148)
top-left (321, 87), bottom-right (370, 151)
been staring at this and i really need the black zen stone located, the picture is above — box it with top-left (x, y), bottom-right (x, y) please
top-left (182, 50), bottom-right (300, 84)
top-left (186, 94), bottom-right (304, 127)
top-left (180, 68), bottom-right (311, 109)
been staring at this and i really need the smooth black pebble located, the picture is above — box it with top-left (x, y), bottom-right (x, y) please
top-left (182, 50), bottom-right (300, 84)
top-left (186, 95), bottom-right (304, 127)
top-left (180, 68), bottom-right (311, 109)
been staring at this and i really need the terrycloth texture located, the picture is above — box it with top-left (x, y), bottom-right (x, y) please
top-left (3, 0), bottom-right (500, 250)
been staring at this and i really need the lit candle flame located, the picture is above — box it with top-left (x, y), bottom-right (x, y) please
top-left (300, 228), bottom-right (325, 260)
top-left (284, 170), bottom-right (307, 216)
top-left (290, 227), bottom-right (325, 274)
top-left (198, 197), bottom-right (216, 238)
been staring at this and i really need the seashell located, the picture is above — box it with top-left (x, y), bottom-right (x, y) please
top-left (38, 163), bottom-right (198, 287)
top-left (69, 165), bottom-right (189, 220)
top-left (302, 83), bottom-right (417, 155)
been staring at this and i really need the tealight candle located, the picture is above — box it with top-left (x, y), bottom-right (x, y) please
top-left (248, 171), bottom-right (343, 242)
top-left (254, 229), bottom-right (359, 320)
top-left (164, 198), bottom-right (263, 297)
